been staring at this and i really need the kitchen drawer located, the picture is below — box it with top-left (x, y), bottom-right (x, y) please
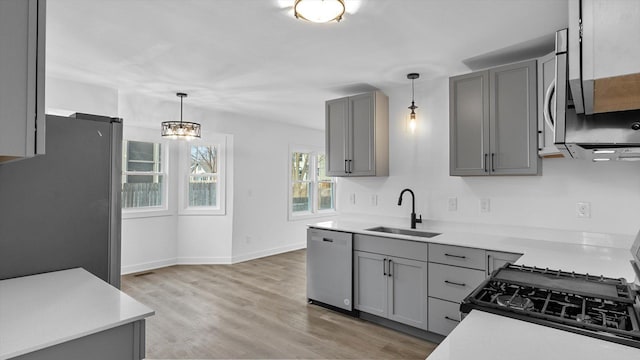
top-left (428, 263), bottom-right (486, 303)
top-left (428, 243), bottom-right (485, 270)
top-left (354, 234), bottom-right (427, 261)
top-left (428, 297), bottom-right (461, 336)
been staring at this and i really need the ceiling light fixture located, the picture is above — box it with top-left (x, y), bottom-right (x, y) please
top-left (161, 92), bottom-right (201, 140)
top-left (294, 0), bottom-right (345, 23)
top-left (407, 73), bottom-right (420, 133)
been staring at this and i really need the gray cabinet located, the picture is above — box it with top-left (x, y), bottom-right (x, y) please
top-left (326, 91), bottom-right (389, 177)
top-left (427, 243), bottom-right (486, 336)
top-left (0, 0), bottom-right (46, 163)
top-left (353, 234), bottom-right (427, 330)
top-left (353, 251), bottom-right (427, 329)
top-left (353, 251), bottom-right (388, 318)
top-left (13, 320), bottom-right (146, 360)
top-left (486, 250), bottom-right (522, 276)
top-left (450, 60), bottom-right (539, 176)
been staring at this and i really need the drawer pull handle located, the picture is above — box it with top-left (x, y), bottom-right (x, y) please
top-left (444, 280), bottom-right (466, 287)
top-left (444, 253), bottom-right (466, 259)
top-left (322, 238), bottom-right (333, 242)
top-left (444, 316), bottom-right (460, 323)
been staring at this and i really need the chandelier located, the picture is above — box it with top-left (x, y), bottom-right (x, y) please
top-left (161, 92), bottom-right (201, 140)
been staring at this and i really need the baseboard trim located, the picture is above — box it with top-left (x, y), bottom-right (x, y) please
top-left (175, 256), bottom-right (233, 265)
top-left (121, 258), bottom-right (177, 275)
top-left (121, 243), bottom-right (307, 274)
top-left (231, 242), bottom-right (306, 263)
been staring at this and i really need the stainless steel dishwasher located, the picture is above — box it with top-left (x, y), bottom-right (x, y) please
top-left (307, 228), bottom-right (353, 311)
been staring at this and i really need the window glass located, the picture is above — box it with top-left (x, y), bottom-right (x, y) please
top-left (122, 141), bottom-right (164, 209)
top-left (290, 150), bottom-right (335, 217)
top-left (188, 145), bottom-right (218, 208)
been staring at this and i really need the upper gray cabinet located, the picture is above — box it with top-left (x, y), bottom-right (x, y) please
top-left (326, 91), bottom-right (389, 177)
top-left (450, 60), bottom-right (539, 176)
top-left (0, 0), bottom-right (46, 164)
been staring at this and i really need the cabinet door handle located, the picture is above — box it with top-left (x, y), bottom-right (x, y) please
top-left (491, 153), bottom-right (495, 172)
top-left (484, 153), bottom-right (488, 173)
top-left (444, 280), bottom-right (466, 287)
top-left (487, 254), bottom-right (491, 276)
top-left (344, 160), bottom-right (348, 174)
top-left (444, 253), bottom-right (466, 259)
top-left (322, 238), bottom-right (333, 243)
top-left (348, 159), bottom-right (352, 173)
top-left (388, 259), bottom-right (392, 277)
top-left (383, 258), bottom-right (387, 276)
top-left (444, 316), bottom-right (460, 323)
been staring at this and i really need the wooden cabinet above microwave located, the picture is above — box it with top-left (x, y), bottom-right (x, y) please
top-left (568, 0), bottom-right (640, 114)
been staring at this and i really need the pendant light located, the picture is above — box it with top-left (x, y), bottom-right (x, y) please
top-left (294, 0), bottom-right (345, 23)
top-left (407, 73), bottom-right (419, 132)
top-left (161, 92), bottom-right (201, 140)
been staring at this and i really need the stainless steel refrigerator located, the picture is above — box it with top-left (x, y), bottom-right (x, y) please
top-left (0, 113), bottom-right (122, 288)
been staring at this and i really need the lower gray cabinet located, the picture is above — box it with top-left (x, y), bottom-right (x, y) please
top-left (428, 297), bottom-right (461, 336)
top-left (354, 251), bottom-right (427, 330)
top-left (13, 320), bottom-right (146, 360)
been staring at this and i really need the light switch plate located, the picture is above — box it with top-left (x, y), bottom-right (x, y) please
top-left (480, 198), bottom-right (490, 213)
top-left (448, 197), bottom-right (458, 211)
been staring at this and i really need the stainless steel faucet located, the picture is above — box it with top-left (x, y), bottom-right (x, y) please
top-left (398, 188), bottom-right (422, 229)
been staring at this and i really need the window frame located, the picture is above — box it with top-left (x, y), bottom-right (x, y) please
top-left (179, 134), bottom-right (226, 216)
top-left (288, 145), bottom-right (337, 221)
top-left (121, 131), bottom-right (171, 219)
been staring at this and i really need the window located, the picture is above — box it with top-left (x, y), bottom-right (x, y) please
top-left (289, 147), bottom-right (336, 219)
top-left (122, 140), bottom-right (166, 210)
top-left (180, 136), bottom-right (226, 215)
top-left (189, 145), bottom-right (218, 207)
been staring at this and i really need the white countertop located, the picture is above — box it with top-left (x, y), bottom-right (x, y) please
top-left (310, 218), bottom-right (640, 359)
top-left (427, 310), bottom-right (640, 360)
top-left (309, 219), bottom-right (637, 282)
top-left (0, 268), bottom-right (155, 359)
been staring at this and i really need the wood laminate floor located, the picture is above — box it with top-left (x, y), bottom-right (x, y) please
top-left (122, 249), bottom-right (437, 359)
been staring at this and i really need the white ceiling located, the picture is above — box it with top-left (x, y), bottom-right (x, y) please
top-left (46, 0), bottom-right (568, 130)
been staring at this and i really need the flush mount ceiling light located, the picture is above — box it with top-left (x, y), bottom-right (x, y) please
top-left (294, 0), bottom-right (345, 23)
top-left (407, 73), bottom-right (420, 132)
top-left (161, 92), bottom-right (201, 140)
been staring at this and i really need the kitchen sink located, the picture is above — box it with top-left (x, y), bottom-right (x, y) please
top-left (365, 226), bottom-right (441, 238)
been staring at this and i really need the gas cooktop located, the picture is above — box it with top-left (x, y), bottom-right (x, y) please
top-left (460, 264), bottom-right (640, 348)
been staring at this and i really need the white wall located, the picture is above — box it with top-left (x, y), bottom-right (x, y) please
top-left (46, 80), bottom-right (328, 273)
top-left (46, 77), bottom-right (118, 116)
top-left (338, 76), bottom-right (640, 241)
top-left (196, 112), bottom-right (328, 262)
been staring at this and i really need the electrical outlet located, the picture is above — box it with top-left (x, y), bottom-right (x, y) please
top-left (370, 194), bottom-right (378, 206)
top-left (448, 197), bottom-right (458, 212)
top-left (576, 202), bottom-right (591, 218)
top-left (480, 198), bottom-right (490, 213)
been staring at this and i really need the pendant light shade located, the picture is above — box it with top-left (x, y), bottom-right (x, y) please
top-left (407, 73), bottom-right (419, 132)
top-left (161, 93), bottom-right (201, 140)
top-left (294, 0), bottom-right (345, 23)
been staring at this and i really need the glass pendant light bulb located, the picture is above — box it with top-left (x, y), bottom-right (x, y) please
top-left (409, 112), bottom-right (417, 132)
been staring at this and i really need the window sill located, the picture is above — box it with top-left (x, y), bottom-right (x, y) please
top-left (178, 208), bottom-right (226, 216)
top-left (122, 207), bottom-right (173, 219)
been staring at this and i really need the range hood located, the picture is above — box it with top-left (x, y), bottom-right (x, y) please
top-left (551, 1), bottom-right (640, 161)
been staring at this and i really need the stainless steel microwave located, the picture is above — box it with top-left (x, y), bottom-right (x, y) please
top-left (544, 28), bottom-right (640, 161)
